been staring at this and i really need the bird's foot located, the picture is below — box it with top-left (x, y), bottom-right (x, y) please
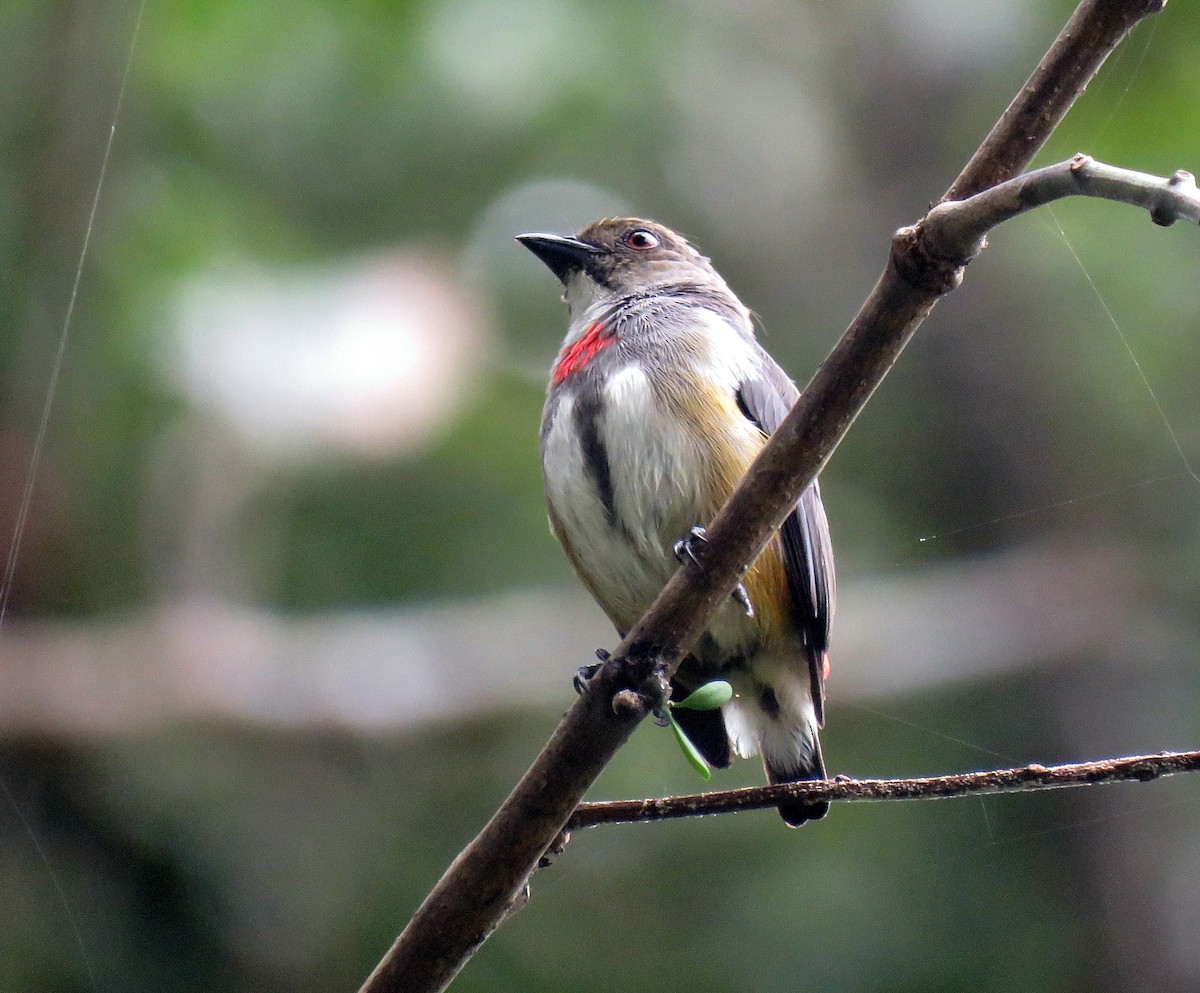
top-left (582, 648), bottom-right (674, 725)
top-left (673, 525), bottom-right (754, 617)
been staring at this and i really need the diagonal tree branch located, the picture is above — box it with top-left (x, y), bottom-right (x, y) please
top-left (568, 751), bottom-right (1200, 828)
top-left (358, 3), bottom-right (1169, 992)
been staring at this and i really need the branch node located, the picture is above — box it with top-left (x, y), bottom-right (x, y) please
top-left (890, 223), bottom-right (969, 295)
top-left (1153, 169), bottom-right (1198, 226)
top-left (611, 688), bottom-right (649, 718)
top-left (1068, 152), bottom-right (1093, 174)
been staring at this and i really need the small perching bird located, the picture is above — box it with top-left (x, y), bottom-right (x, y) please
top-left (519, 218), bottom-right (835, 826)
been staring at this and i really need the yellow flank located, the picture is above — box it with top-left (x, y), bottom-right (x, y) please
top-left (663, 373), bottom-right (791, 645)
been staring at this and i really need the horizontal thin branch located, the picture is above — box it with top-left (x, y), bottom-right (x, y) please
top-left (568, 751), bottom-right (1200, 828)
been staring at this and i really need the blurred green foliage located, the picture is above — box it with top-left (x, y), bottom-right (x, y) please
top-left (2, 1), bottom-right (1200, 991)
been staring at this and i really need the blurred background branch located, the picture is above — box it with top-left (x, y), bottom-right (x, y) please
top-left (0, 542), bottom-right (1138, 735)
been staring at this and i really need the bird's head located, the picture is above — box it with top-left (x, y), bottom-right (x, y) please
top-left (518, 217), bottom-right (724, 317)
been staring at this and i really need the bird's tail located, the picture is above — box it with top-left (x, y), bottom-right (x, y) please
top-left (764, 732), bottom-right (829, 827)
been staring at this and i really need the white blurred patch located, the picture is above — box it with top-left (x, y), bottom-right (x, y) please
top-left (167, 253), bottom-right (486, 461)
top-left (465, 177), bottom-right (629, 286)
top-left (422, 0), bottom-right (600, 124)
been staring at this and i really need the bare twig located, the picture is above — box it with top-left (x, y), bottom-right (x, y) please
top-left (923, 156), bottom-right (1200, 265)
top-left (358, 4), bottom-right (1169, 992)
top-left (568, 751), bottom-right (1200, 828)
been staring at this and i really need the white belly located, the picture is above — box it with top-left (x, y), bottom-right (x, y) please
top-left (542, 364), bottom-right (706, 632)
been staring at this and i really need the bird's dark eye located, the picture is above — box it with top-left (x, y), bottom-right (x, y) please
top-left (623, 229), bottom-right (660, 251)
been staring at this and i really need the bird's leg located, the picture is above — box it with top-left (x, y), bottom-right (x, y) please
top-left (673, 525), bottom-right (754, 617)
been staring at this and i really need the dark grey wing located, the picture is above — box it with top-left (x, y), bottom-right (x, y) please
top-left (736, 361), bottom-right (836, 725)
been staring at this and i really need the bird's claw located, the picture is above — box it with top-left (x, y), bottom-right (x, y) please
top-left (672, 525), bottom-right (709, 568)
top-left (574, 652), bottom-right (608, 695)
top-left (731, 581), bottom-right (754, 618)
top-left (673, 525), bottom-right (754, 617)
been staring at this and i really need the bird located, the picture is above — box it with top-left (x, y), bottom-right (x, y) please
top-left (518, 217), bottom-right (835, 826)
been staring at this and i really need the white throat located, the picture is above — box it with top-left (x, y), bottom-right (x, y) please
top-left (561, 272), bottom-right (614, 344)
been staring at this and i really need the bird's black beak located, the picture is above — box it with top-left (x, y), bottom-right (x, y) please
top-left (516, 232), bottom-right (600, 284)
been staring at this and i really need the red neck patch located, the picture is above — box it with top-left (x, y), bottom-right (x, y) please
top-left (552, 321), bottom-right (615, 385)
